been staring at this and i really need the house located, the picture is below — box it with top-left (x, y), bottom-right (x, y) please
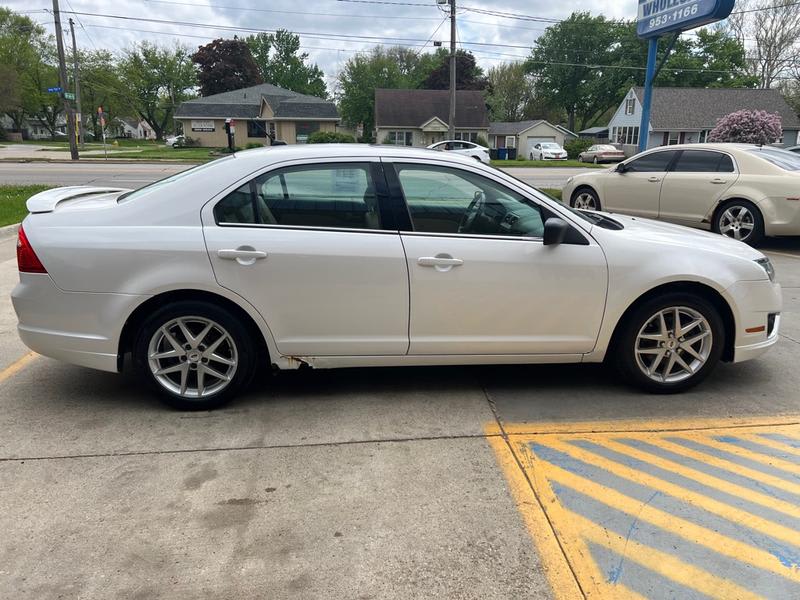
top-left (113, 118), bottom-right (155, 140)
top-left (578, 126), bottom-right (610, 142)
top-left (174, 83), bottom-right (339, 147)
top-left (609, 87), bottom-right (800, 155)
top-left (1, 115), bottom-right (66, 140)
top-left (374, 89), bottom-right (489, 147)
top-left (488, 120), bottom-right (578, 158)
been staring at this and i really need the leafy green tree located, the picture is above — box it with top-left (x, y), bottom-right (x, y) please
top-left (119, 41), bottom-right (196, 140)
top-left (73, 50), bottom-right (132, 138)
top-left (192, 38), bottom-right (263, 97)
top-left (421, 50), bottom-right (487, 91)
top-left (486, 62), bottom-right (536, 121)
top-left (246, 30), bottom-right (326, 98)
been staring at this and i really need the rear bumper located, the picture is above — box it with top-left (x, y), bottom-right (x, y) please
top-left (11, 273), bottom-right (147, 373)
top-left (723, 279), bottom-right (782, 363)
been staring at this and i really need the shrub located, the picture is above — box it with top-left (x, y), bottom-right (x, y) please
top-left (564, 138), bottom-right (593, 159)
top-left (308, 131), bottom-right (356, 144)
top-left (217, 146), bottom-right (243, 154)
top-left (708, 110), bottom-right (782, 145)
top-left (475, 134), bottom-right (489, 148)
top-left (174, 136), bottom-right (200, 148)
top-left (245, 142), bottom-right (265, 149)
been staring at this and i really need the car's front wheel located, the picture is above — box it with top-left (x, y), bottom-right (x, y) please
top-left (614, 293), bottom-right (725, 393)
top-left (134, 301), bottom-right (257, 410)
top-left (712, 200), bottom-right (765, 246)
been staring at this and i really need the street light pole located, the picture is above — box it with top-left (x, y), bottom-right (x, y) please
top-left (448, 0), bottom-right (456, 140)
top-left (52, 0), bottom-right (78, 160)
top-left (68, 18), bottom-right (84, 149)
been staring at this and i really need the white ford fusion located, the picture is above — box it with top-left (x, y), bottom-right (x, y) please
top-left (12, 145), bottom-right (781, 410)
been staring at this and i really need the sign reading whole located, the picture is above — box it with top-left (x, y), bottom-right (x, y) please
top-left (637, 0), bottom-right (735, 38)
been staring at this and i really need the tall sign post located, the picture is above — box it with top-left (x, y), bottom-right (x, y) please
top-left (636, 0), bottom-right (736, 152)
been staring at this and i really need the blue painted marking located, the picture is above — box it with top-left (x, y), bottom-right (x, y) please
top-left (569, 440), bottom-right (800, 531)
top-left (530, 442), bottom-right (800, 571)
top-left (615, 438), bottom-right (800, 507)
top-left (759, 433), bottom-right (800, 449)
top-left (637, 0), bottom-right (735, 39)
top-left (667, 437), bottom-right (799, 485)
top-left (714, 436), bottom-right (800, 471)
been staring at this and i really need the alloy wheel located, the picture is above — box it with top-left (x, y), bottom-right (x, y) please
top-left (574, 192), bottom-right (598, 210)
top-left (719, 205), bottom-right (755, 241)
top-left (634, 306), bottom-right (713, 384)
top-left (147, 316), bottom-right (238, 398)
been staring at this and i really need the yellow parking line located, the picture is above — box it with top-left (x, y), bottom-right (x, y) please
top-left (681, 433), bottom-right (800, 476)
top-left (539, 458), bottom-right (800, 584)
top-left (0, 352), bottom-right (37, 385)
top-left (740, 433), bottom-right (800, 459)
top-left (545, 438), bottom-right (800, 546)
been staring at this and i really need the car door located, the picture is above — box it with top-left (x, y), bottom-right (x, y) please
top-left (602, 150), bottom-right (678, 218)
top-left (658, 149), bottom-right (738, 226)
top-left (202, 159), bottom-right (409, 357)
top-left (386, 160), bottom-right (608, 356)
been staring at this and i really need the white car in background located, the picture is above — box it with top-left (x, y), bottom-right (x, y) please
top-left (530, 142), bottom-right (568, 161)
top-left (166, 134), bottom-right (185, 147)
top-left (562, 143), bottom-right (800, 245)
top-left (428, 140), bottom-right (491, 163)
top-left (13, 145), bottom-right (780, 410)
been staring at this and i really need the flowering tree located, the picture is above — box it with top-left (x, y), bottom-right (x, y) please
top-left (708, 110), bottom-right (783, 145)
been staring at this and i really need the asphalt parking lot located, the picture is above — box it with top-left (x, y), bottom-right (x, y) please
top-left (1, 232), bottom-right (800, 598)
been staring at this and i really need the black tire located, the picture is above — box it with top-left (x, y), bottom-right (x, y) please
top-left (613, 293), bottom-right (725, 394)
top-left (134, 300), bottom-right (258, 410)
top-left (712, 200), bottom-right (765, 246)
top-left (570, 187), bottom-right (601, 211)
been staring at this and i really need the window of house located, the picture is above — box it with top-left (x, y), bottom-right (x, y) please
top-left (667, 132), bottom-right (680, 145)
top-left (505, 136), bottom-right (516, 149)
top-left (625, 150), bottom-right (678, 172)
top-left (387, 131), bottom-right (414, 146)
top-left (395, 164), bottom-right (545, 238)
top-left (455, 131), bottom-right (479, 143)
top-left (615, 126), bottom-right (640, 146)
top-left (247, 120), bottom-right (268, 138)
top-left (295, 122), bottom-right (320, 144)
top-left (699, 130), bottom-right (710, 143)
top-left (625, 98), bottom-right (635, 115)
top-left (214, 163), bottom-right (381, 230)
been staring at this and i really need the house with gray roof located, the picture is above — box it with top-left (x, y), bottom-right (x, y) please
top-left (488, 120), bottom-right (578, 159)
top-left (174, 83), bottom-right (339, 147)
top-left (608, 87), bottom-right (800, 155)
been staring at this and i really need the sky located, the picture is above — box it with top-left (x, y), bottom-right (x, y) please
top-left (6, 0), bottom-right (637, 92)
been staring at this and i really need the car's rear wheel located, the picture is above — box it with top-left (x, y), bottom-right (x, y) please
top-left (712, 200), bottom-right (764, 245)
top-left (571, 187), bottom-right (601, 211)
top-left (614, 293), bottom-right (724, 393)
top-left (134, 301), bottom-right (257, 410)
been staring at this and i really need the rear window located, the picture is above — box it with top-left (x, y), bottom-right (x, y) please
top-left (747, 147), bottom-right (800, 171)
top-left (117, 157), bottom-right (235, 202)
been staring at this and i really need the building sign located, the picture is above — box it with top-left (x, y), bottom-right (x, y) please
top-left (637, 0), bottom-right (735, 38)
top-left (191, 120), bottom-right (215, 132)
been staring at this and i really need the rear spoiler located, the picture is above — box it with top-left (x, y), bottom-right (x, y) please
top-left (26, 186), bottom-right (128, 214)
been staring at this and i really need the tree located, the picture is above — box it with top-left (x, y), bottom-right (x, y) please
top-left (727, 0), bottom-right (800, 88)
top-left (246, 30), bottom-right (326, 98)
top-left (120, 41), bottom-right (195, 140)
top-left (336, 46), bottom-right (439, 137)
top-left (76, 50), bottom-right (132, 138)
top-left (485, 62), bottom-right (536, 121)
top-left (420, 50), bottom-right (488, 91)
top-left (192, 38), bottom-right (262, 97)
top-left (708, 110), bottom-right (783, 144)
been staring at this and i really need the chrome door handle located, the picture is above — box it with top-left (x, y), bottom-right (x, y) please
top-left (418, 256), bottom-right (464, 268)
top-left (217, 248), bottom-right (267, 265)
top-left (710, 178), bottom-right (728, 184)
top-left (648, 176), bottom-right (662, 183)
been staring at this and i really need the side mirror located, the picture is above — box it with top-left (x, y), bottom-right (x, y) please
top-left (543, 217), bottom-right (570, 246)
top-left (615, 162), bottom-right (628, 173)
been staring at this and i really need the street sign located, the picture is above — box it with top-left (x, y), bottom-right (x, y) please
top-left (47, 86), bottom-right (62, 93)
top-left (637, 0), bottom-right (735, 39)
top-left (64, 92), bottom-right (75, 101)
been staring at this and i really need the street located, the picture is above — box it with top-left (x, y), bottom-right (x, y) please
top-left (0, 199), bottom-right (799, 597)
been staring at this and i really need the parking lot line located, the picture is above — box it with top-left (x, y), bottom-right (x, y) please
top-left (488, 417), bottom-right (800, 599)
top-left (0, 351), bottom-right (37, 385)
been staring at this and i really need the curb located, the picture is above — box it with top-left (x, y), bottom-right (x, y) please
top-left (0, 223), bottom-right (20, 240)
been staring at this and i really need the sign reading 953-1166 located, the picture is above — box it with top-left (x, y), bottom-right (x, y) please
top-left (637, 0), bottom-right (735, 39)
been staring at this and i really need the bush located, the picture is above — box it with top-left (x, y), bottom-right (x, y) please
top-left (475, 134), bottom-right (489, 148)
top-left (708, 110), bottom-right (782, 145)
top-left (308, 131), bottom-right (356, 144)
top-left (564, 138), bottom-right (593, 159)
top-left (245, 142), bottom-right (265, 149)
top-left (217, 146), bottom-right (243, 154)
top-left (174, 136), bottom-right (200, 148)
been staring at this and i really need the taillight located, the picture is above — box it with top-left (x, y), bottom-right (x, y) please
top-left (17, 226), bottom-right (47, 273)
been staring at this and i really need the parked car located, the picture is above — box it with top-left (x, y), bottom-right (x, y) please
top-left (13, 145), bottom-right (780, 410)
top-left (562, 143), bottom-right (800, 245)
top-left (579, 144), bottom-right (626, 164)
top-left (786, 145), bottom-right (800, 154)
top-left (166, 134), bottom-right (185, 147)
top-left (530, 142), bottom-right (567, 161)
top-left (428, 140), bottom-right (490, 164)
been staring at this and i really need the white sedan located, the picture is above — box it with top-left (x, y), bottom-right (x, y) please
top-left (563, 143), bottom-right (800, 245)
top-left (530, 142), bottom-right (567, 161)
top-left (165, 134), bottom-right (185, 147)
top-left (13, 145), bottom-right (781, 410)
top-left (427, 140), bottom-right (491, 163)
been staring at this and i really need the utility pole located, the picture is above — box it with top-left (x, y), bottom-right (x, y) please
top-left (448, 0), bottom-right (456, 140)
top-left (52, 0), bottom-right (78, 160)
top-left (68, 18), bottom-right (84, 148)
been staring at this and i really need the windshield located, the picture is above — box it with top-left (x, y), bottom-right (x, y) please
top-left (118, 156), bottom-right (235, 202)
top-left (597, 145), bottom-right (617, 151)
top-left (541, 143), bottom-right (560, 149)
top-left (746, 147), bottom-right (800, 171)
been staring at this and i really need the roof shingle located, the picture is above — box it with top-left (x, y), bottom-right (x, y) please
top-left (374, 89), bottom-right (489, 129)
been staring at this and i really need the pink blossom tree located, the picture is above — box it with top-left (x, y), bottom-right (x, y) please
top-left (708, 110), bottom-right (783, 145)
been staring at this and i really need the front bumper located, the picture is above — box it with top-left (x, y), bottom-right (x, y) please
top-left (11, 273), bottom-right (147, 373)
top-left (723, 279), bottom-right (782, 363)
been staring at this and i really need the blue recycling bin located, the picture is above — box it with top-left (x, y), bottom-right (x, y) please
top-left (498, 148), bottom-right (508, 160)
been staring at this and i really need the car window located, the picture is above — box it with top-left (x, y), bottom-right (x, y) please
top-left (118, 156), bottom-right (235, 202)
top-left (214, 163), bottom-right (381, 230)
top-left (672, 150), bottom-right (733, 173)
top-left (625, 151), bottom-right (677, 172)
top-left (395, 164), bottom-right (545, 238)
top-left (747, 147), bottom-right (800, 171)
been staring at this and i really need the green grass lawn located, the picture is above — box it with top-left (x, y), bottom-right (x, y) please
top-left (0, 185), bottom-right (51, 227)
top-left (540, 188), bottom-right (563, 201)
top-left (492, 159), bottom-right (606, 168)
top-left (98, 147), bottom-right (214, 161)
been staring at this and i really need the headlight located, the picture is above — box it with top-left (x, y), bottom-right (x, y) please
top-left (755, 257), bottom-right (776, 282)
